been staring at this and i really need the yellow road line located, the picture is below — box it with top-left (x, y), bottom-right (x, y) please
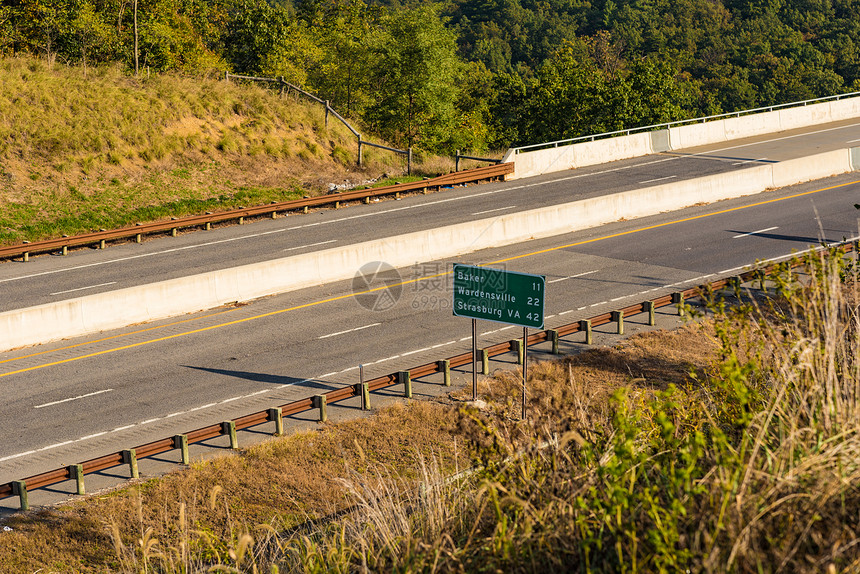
top-left (3, 177), bottom-right (858, 379)
top-left (0, 308), bottom-right (239, 366)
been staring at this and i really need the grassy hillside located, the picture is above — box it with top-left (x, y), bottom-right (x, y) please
top-left (2, 249), bottom-right (859, 572)
top-left (0, 56), bottom-right (420, 247)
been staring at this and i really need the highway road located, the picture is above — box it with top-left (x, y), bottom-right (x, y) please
top-left (1, 117), bottom-right (859, 311)
top-left (2, 165), bottom-right (860, 488)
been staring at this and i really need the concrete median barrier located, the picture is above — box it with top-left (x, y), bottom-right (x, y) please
top-left (506, 132), bottom-right (656, 180)
top-left (0, 148), bottom-right (856, 352)
top-left (508, 96), bottom-right (860, 180)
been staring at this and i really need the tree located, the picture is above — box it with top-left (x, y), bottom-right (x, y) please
top-left (68, 0), bottom-right (118, 74)
top-left (522, 38), bottom-right (690, 144)
top-left (300, 0), bottom-right (383, 115)
top-left (366, 6), bottom-right (461, 151)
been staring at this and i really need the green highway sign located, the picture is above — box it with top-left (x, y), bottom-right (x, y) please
top-left (452, 264), bottom-right (545, 329)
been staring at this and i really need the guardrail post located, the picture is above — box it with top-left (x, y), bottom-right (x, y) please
top-left (481, 349), bottom-right (489, 375)
top-left (358, 135), bottom-right (363, 166)
top-left (399, 371), bottom-right (412, 398)
top-left (611, 311), bottom-right (624, 335)
top-left (512, 339), bottom-right (524, 365)
top-left (173, 434), bottom-right (189, 464)
top-left (438, 359), bottom-right (451, 386)
top-left (12, 481), bottom-right (28, 511)
top-left (70, 464), bottom-right (85, 495)
top-left (205, 222), bottom-right (211, 231)
top-left (455, 150), bottom-right (460, 172)
top-left (62, 245), bottom-right (68, 256)
top-left (122, 449), bottom-right (139, 479)
top-left (314, 395), bottom-right (327, 422)
top-left (549, 329), bottom-right (560, 355)
top-left (356, 382), bottom-right (370, 410)
top-left (135, 233), bottom-right (142, 243)
top-left (672, 293), bottom-right (685, 317)
top-left (268, 408), bottom-right (283, 436)
top-left (23, 251), bottom-right (29, 262)
top-left (222, 421), bottom-right (238, 450)
top-left (580, 320), bottom-right (592, 345)
top-left (645, 301), bottom-right (656, 326)
top-left (238, 216), bottom-right (244, 225)
top-left (325, 100), bottom-right (330, 127)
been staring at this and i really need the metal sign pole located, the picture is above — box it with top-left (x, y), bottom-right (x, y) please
top-left (472, 318), bottom-right (478, 401)
top-left (522, 327), bottom-right (528, 420)
top-left (360, 364), bottom-right (365, 410)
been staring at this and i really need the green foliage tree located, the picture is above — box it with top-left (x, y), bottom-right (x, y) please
top-left (67, 0), bottom-right (119, 72)
top-left (220, 0), bottom-right (294, 75)
top-left (0, 3), bottom-right (16, 54)
top-left (522, 37), bottom-right (690, 143)
top-left (299, 0), bottom-right (383, 114)
top-left (365, 5), bottom-right (460, 151)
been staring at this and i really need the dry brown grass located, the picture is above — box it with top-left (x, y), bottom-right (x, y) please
top-left (0, 400), bottom-right (468, 572)
top-left (0, 324), bottom-right (719, 573)
top-left (0, 56), bottom-right (421, 246)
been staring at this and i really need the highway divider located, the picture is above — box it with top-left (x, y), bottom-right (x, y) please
top-left (1, 243), bottom-right (854, 510)
top-left (505, 94), bottom-right (860, 180)
top-left (1, 148), bottom-right (857, 353)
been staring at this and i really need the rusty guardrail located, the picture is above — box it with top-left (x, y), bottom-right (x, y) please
top-left (0, 163), bottom-right (513, 263)
top-left (3, 244), bottom-right (843, 510)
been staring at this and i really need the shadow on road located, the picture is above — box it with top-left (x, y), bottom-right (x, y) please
top-left (182, 366), bottom-right (334, 392)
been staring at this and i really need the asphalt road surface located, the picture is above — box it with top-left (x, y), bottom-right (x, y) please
top-left (1, 118), bottom-right (859, 311)
top-left (2, 166), bottom-right (860, 489)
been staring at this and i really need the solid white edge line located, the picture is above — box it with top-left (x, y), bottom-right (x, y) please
top-left (639, 175), bottom-right (677, 184)
top-left (548, 269), bottom-right (599, 283)
top-left (283, 240), bottom-right (337, 252)
top-left (34, 388), bottom-right (115, 409)
top-left (318, 322), bottom-right (381, 339)
top-left (471, 205), bottom-right (517, 216)
top-left (49, 282), bottom-right (118, 296)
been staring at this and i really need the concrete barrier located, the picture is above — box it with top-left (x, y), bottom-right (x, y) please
top-left (770, 149), bottom-right (852, 189)
top-left (507, 95), bottom-right (860, 180)
top-left (668, 98), bottom-right (860, 150)
top-left (506, 132), bottom-right (656, 180)
top-left (830, 98), bottom-right (860, 121)
top-left (779, 102), bottom-right (832, 131)
top-left (0, 149), bottom-right (856, 352)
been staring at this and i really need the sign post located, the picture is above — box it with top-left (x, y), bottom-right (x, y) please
top-left (522, 326), bottom-right (528, 420)
top-left (472, 319), bottom-right (478, 401)
top-left (452, 264), bottom-right (545, 417)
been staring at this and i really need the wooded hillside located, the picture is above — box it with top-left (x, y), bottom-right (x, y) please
top-left (3, 0), bottom-right (859, 151)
